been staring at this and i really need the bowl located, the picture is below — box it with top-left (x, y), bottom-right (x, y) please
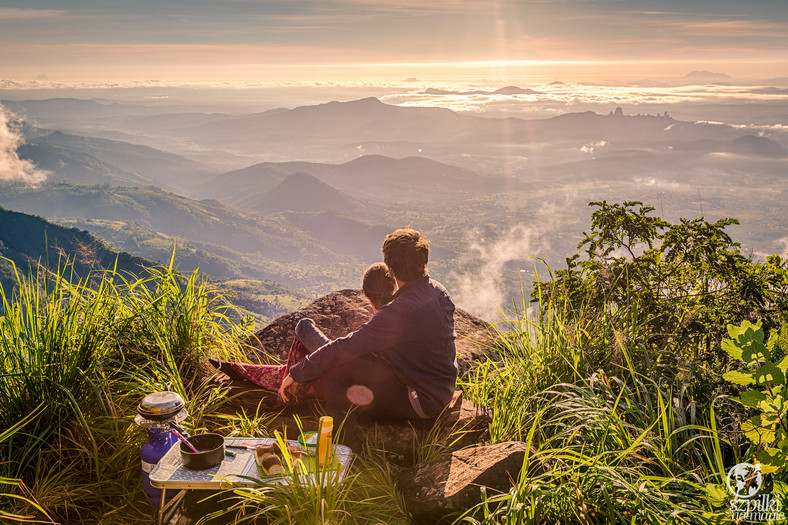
top-left (180, 433), bottom-right (225, 470)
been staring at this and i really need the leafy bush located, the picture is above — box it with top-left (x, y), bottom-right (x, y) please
top-left (535, 200), bottom-right (788, 398)
top-left (723, 320), bottom-right (788, 474)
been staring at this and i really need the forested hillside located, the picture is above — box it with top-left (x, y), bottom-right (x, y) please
top-left (0, 207), bottom-right (307, 322)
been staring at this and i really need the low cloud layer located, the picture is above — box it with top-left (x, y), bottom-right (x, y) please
top-left (450, 224), bottom-right (552, 321)
top-left (0, 105), bottom-right (48, 185)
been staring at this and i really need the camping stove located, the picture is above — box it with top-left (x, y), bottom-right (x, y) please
top-left (135, 391), bottom-right (188, 505)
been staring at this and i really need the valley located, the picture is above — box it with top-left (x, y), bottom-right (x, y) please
top-left (2, 89), bottom-right (786, 321)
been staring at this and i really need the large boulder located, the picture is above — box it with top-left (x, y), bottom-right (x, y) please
top-left (397, 441), bottom-right (527, 524)
top-left (243, 288), bottom-right (498, 375)
top-left (359, 391), bottom-right (492, 467)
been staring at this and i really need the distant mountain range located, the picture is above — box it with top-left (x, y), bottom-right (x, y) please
top-left (198, 154), bottom-right (514, 206)
top-left (422, 86), bottom-right (540, 96)
top-left (3, 94), bottom-right (786, 318)
top-left (8, 96), bottom-right (766, 169)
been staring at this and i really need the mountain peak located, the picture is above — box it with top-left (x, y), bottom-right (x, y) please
top-left (254, 172), bottom-right (357, 214)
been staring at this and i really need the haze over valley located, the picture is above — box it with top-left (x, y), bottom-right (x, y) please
top-left (2, 76), bottom-right (786, 321)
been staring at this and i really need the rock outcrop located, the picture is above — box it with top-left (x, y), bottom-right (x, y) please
top-left (359, 391), bottom-right (493, 468)
top-left (397, 441), bottom-right (528, 524)
top-left (243, 288), bottom-right (498, 375)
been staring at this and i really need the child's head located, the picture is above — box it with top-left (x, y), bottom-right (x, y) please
top-left (362, 262), bottom-right (396, 310)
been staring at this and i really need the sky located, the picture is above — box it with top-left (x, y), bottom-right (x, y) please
top-left (1, 1), bottom-right (787, 85)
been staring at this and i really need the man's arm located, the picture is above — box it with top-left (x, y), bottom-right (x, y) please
top-left (288, 305), bottom-right (404, 383)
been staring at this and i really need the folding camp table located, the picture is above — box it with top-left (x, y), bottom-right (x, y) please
top-left (149, 437), bottom-right (352, 525)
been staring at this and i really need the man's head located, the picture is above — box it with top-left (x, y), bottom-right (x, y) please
top-left (381, 227), bottom-right (430, 282)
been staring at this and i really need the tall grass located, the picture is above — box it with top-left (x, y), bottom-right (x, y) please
top-left (455, 276), bottom-right (740, 524)
top-left (0, 256), bottom-right (249, 523)
top-left (0, 253), bottom-right (749, 524)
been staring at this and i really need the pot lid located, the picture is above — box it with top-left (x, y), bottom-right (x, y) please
top-left (137, 391), bottom-right (185, 416)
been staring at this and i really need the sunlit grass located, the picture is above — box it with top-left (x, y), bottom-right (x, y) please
top-left (0, 253), bottom-right (750, 524)
top-left (0, 255), bottom-right (251, 523)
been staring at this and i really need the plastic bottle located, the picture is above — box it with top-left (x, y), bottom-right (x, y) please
top-left (317, 416), bottom-right (333, 467)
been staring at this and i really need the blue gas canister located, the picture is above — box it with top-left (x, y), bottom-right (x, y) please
top-left (135, 391), bottom-right (188, 505)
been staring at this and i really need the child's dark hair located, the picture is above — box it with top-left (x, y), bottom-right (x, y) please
top-left (362, 262), bottom-right (396, 309)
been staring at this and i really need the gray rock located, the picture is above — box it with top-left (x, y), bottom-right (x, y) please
top-left (360, 392), bottom-right (492, 466)
top-left (397, 441), bottom-right (527, 524)
top-left (243, 288), bottom-right (499, 375)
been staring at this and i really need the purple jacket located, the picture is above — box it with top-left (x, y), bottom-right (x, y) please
top-left (289, 276), bottom-right (458, 417)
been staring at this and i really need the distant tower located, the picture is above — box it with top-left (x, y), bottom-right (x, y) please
top-left (613, 107), bottom-right (624, 117)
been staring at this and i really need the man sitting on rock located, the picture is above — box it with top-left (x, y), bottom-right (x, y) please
top-left (278, 227), bottom-right (458, 425)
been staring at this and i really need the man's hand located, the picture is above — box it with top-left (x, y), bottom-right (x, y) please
top-left (278, 374), bottom-right (298, 403)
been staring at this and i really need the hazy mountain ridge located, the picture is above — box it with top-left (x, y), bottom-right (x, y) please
top-left (199, 154), bottom-right (514, 206)
top-left (35, 130), bottom-right (217, 191)
top-left (0, 183), bottom-right (330, 261)
top-left (237, 172), bottom-right (362, 215)
top-left (18, 142), bottom-right (153, 186)
top-left (0, 181), bottom-right (397, 298)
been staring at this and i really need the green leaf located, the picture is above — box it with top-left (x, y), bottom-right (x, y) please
top-left (722, 338), bottom-right (743, 360)
top-left (776, 355), bottom-right (788, 373)
top-left (705, 483), bottom-right (728, 508)
top-left (756, 448), bottom-right (785, 474)
top-left (755, 362), bottom-right (785, 387)
top-left (743, 415), bottom-right (776, 444)
top-left (757, 394), bottom-right (786, 414)
top-left (772, 481), bottom-right (788, 500)
top-left (701, 510), bottom-right (731, 525)
top-left (742, 340), bottom-right (771, 363)
top-left (736, 390), bottom-right (767, 408)
top-left (724, 370), bottom-right (756, 386)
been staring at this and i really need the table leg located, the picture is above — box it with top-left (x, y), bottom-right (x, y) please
top-left (159, 489), bottom-right (187, 525)
top-left (157, 488), bottom-right (166, 525)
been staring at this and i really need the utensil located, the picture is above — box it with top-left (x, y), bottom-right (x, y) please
top-left (172, 428), bottom-right (201, 454)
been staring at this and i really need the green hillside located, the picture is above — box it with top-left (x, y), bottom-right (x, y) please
top-left (35, 131), bottom-right (217, 192)
top-left (0, 182), bottom-right (391, 293)
top-left (0, 205), bottom-right (155, 295)
top-left (0, 206), bottom-right (308, 323)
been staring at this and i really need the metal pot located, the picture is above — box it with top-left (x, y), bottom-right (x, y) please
top-left (180, 433), bottom-right (225, 470)
top-left (136, 391), bottom-right (187, 424)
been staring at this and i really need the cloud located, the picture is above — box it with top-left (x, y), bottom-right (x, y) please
top-left (449, 224), bottom-right (545, 320)
top-left (580, 140), bottom-right (607, 154)
top-left (0, 105), bottom-right (48, 185)
top-left (0, 7), bottom-right (65, 20)
top-left (449, 196), bottom-right (572, 320)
